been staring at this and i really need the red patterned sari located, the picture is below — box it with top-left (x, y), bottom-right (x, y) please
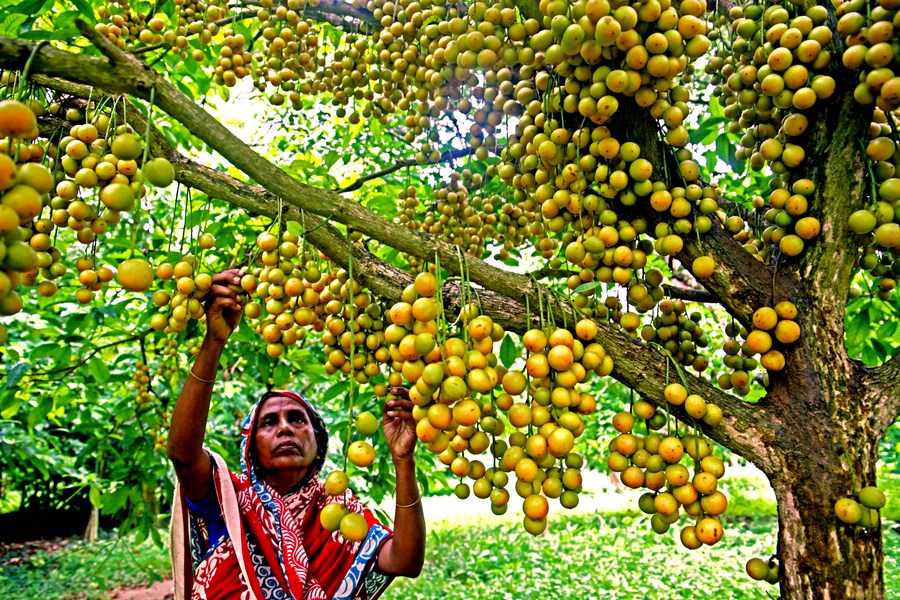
top-left (170, 391), bottom-right (393, 600)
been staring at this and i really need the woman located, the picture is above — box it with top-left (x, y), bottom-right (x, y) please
top-left (168, 269), bottom-right (425, 599)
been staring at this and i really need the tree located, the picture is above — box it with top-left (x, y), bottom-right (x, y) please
top-left (0, 0), bottom-right (898, 597)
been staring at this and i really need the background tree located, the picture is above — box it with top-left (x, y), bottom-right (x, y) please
top-left (0, 0), bottom-right (898, 598)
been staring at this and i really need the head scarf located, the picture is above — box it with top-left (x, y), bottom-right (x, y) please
top-left (241, 390), bottom-right (329, 492)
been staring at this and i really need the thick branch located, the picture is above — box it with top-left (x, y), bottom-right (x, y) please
top-left (13, 38), bottom-right (777, 470)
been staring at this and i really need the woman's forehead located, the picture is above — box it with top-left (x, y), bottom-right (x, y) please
top-left (257, 394), bottom-right (308, 417)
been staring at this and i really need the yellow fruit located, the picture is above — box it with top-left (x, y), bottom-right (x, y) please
top-left (117, 258), bottom-right (154, 292)
top-left (319, 503), bottom-right (347, 532)
top-left (355, 411), bottom-right (379, 435)
top-left (0, 100), bottom-right (38, 138)
top-left (111, 133), bottom-right (142, 160)
top-left (347, 440), bottom-right (376, 467)
top-left (324, 470), bottom-right (350, 496)
top-left (100, 183), bottom-right (135, 211)
top-left (339, 512), bottom-right (369, 541)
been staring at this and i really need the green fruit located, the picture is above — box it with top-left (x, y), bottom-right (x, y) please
top-left (354, 411), bottom-right (379, 435)
top-left (745, 557), bottom-right (769, 581)
top-left (319, 502), bottom-right (347, 532)
top-left (100, 183), bottom-right (135, 211)
top-left (143, 157), bottom-right (175, 187)
top-left (111, 133), bottom-right (142, 160)
top-left (2, 240), bottom-right (37, 271)
top-left (848, 209), bottom-right (877, 234)
top-left (324, 470), bottom-right (350, 496)
top-left (858, 485), bottom-right (887, 509)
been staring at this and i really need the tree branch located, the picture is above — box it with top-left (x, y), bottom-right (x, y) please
top-left (611, 102), bottom-right (795, 329)
top-left (10, 34), bottom-right (779, 471)
top-left (337, 146), bottom-right (474, 193)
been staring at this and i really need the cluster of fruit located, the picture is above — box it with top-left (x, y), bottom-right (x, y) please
top-left (150, 255), bottom-right (213, 334)
top-left (132, 360), bottom-right (153, 408)
top-left (834, 485), bottom-right (888, 528)
top-left (0, 100), bottom-right (52, 317)
top-left (761, 178), bottom-right (820, 258)
top-left (319, 411), bottom-right (380, 541)
top-left (712, 1), bottom-right (835, 171)
top-left (70, 256), bottom-right (116, 305)
top-left (321, 281), bottom-right (390, 386)
top-left (388, 273), bottom-right (609, 533)
top-left (606, 382), bottom-right (727, 548)
top-left (638, 298), bottom-right (711, 374)
top-left (399, 169), bottom-right (530, 268)
top-left (237, 231), bottom-right (345, 358)
top-left (745, 556), bottom-right (780, 585)
top-left (850, 108), bottom-right (900, 299)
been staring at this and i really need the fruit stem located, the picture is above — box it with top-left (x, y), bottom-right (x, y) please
top-left (129, 85), bottom-right (156, 258)
top-left (17, 41), bottom-right (47, 102)
top-left (343, 229), bottom-right (356, 473)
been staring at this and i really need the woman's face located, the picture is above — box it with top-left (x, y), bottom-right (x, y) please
top-left (253, 395), bottom-right (318, 480)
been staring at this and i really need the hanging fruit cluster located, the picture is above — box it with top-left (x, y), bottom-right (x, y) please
top-left (606, 379), bottom-right (727, 549)
top-left (834, 485), bottom-right (888, 528)
top-left (0, 99), bottom-right (51, 316)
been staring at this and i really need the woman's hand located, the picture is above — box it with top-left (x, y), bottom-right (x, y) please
top-left (382, 387), bottom-right (417, 461)
top-left (204, 268), bottom-right (244, 346)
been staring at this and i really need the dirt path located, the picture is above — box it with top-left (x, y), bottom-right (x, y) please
top-left (109, 579), bottom-right (173, 599)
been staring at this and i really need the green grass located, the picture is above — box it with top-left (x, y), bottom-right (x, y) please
top-left (1, 482), bottom-right (898, 600)
top-left (388, 514), bottom-right (900, 600)
top-left (0, 534), bottom-right (170, 599)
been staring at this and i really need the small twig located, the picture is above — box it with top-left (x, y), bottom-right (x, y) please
top-left (337, 147), bottom-right (475, 193)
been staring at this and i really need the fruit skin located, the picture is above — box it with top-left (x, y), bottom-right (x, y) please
top-left (143, 157), bottom-right (175, 187)
top-left (347, 440), bottom-right (376, 467)
top-left (355, 411), bottom-right (379, 435)
top-left (858, 486), bottom-right (886, 509)
top-left (339, 511), bottom-right (369, 541)
top-left (746, 557), bottom-right (770, 581)
top-left (117, 258), bottom-right (154, 292)
top-left (834, 497), bottom-right (863, 524)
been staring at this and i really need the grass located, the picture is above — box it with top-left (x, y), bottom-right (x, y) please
top-left (0, 534), bottom-right (170, 599)
top-left (1, 474), bottom-right (898, 599)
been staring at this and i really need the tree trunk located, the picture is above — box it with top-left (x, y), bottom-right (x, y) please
top-left (772, 441), bottom-right (883, 599)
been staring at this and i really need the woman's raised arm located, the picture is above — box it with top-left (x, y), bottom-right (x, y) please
top-left (167, 268), bottom-right (243, 502)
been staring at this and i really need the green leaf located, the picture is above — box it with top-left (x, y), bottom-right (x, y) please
top-left (27, 396), bottom-right (54, 429)
top-left (4, 361), bottom-right (31, 388)
top-left (89, 485), bottom-right (101, 509)
top-left (0, 390), bottom-right (20, 417)
top-left (322, 379), bottom-right (350, 402)
top-left (1, 0), bottom-right (54, 17)
top-left (574, 281), bottom-right (601, 294)
top-left (273, 362), bottom-right (290, 387)
top-left (70, 0), bottom-right (93, 16)
top-left (499, 334), bottom-right (519, 368)
top-left (88, 356), bottom-right (110, 384)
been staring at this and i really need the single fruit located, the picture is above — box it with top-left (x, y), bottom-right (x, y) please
top-left (319, 503), bottom-right (347, 531)
top-left (117, 258), bottom-right (154, 292)
top-left (858, 486), bottom-right (886, 509)
top-left (143, 157), bottom-right (175, 187)
top-left (339, 512), bottom-right (369, 541)
top-left (347, 440), bottom-right (376, 467)
top-left (355, 411), bottom-right (379, 435)
top-left (324, 470), bottom-right (350, 496)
